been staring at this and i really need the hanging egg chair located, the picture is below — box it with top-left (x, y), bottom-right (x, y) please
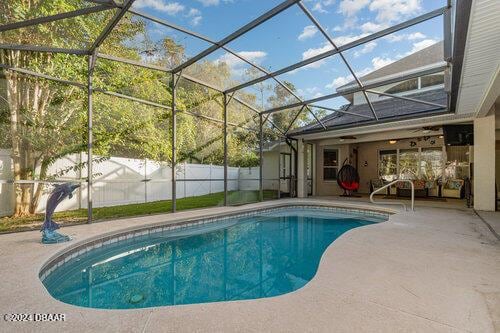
top-left (337, 158), bottom-right (360, 196)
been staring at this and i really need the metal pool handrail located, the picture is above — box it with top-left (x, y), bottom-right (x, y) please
top-left (369, 179), bottom-right (414, 211)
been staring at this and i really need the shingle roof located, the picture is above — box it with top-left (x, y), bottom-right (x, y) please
top-left (290, 88), bottom-right (447, 135)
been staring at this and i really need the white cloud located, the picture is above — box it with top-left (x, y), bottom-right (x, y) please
top-left (407, 32), bottom-right (426, 40)
top-left (187, 8), bottom-right (201, 16)
top-left (298, 25), bottom-right (318, 41)
top-left (299, 33), bottom-right (367, 70)
top-left (371, 56), bottom-right (395, 69)
top-left (186, 8), bottom-right (202, 26)
top-left (339, 0), bottom-right (423, 27)
top-left (312, 3), bottom-right (328, 13)
top-left (369, 0), bottom-right (422, 22)
top-left (196, 0), bottom-right (233, 6)
top-left (326, 76), bottom-right (352, 89)
top-left (302, 42), bottom-right (335, 60)
top-left (338, 0), bottom-right (370, 16)
top-left (332, 33), bottom-right (368, 46)
top-left (307, 86), bottom-right (321, 94)
top-left (407, 39), bottom-right (438, 54)
top-left (333, 16), bottom-right (359, 32)
top-left (216, 51), bottom-right (267, 68)
top-left (384, 31), bottom-right (426, 42)
top-left (197, 0), bottom-right (219, 6)
top-left (309, 0), bottom-right (336, 13)
top-left (134, 0), bottom-right (185, 15)
top-left (354, 41), bottom-right (377, 57)
top-left (326, 55), bottom-right (396, 90)
top-left (360, 21), bottom-right (387, 34)
top-left (191, 16), bottom-right (202, 26)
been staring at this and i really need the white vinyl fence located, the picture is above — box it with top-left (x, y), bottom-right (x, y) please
top-left (0, 149), bottom-right (260, 217)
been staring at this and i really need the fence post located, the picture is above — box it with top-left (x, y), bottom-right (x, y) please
top-left (209, 164), bottom-right (212, 194)
top-left (184, 162), bottom-right (187, 199)
top-left (144, 158), bottom-right (147, 203)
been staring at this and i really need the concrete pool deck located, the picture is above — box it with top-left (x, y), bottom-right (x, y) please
top-left (0, 199), bottom-right (499, 332)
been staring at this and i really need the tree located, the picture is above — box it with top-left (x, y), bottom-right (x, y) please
top-left (265, 81), bottom-right (303, 141)
top-left (0, 1), bottom-right (165, 216)
top-left (0, 1), bottom-right (268, 217)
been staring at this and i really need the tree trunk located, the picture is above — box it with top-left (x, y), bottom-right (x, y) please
top-left (30, 159), bottom-right (49, 214)
top-left (3, 50), bottom-right (49, 216)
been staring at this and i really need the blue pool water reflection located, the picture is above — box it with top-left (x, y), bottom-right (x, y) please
top-left (42, 208), bottom-right (386, 309)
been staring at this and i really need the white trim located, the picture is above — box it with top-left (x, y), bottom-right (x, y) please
top-left (293, 113), bottom-right (475, 141)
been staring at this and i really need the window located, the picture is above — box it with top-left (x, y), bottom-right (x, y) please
top-left (385, 79), bottom-right (418, 94)
top-left (323, 148), bottom-right (338, 181)
top-left (379, 150), bottom-right (398, 181)
top-left (399, 149), bottom-right (419, 180)
top-left (421, 74), bottom-right (444, 88)
top-left (420, 148), bottom-right (443, 180)
top-left (445, 146), bottom-right (470, 179)
top-left (379, 147), bottom-right (448, 181)
top-left (280, 153), bottom-right (291, 178)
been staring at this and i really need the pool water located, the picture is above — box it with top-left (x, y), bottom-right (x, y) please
top-left (42, 208), bottom-right (386, 309)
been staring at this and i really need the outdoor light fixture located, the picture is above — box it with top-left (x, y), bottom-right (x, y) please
top-left (389, 140), bottom-right (397, 144)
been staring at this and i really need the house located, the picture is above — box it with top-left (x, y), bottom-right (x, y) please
top-left (264, 20), bottom-right (499, 212)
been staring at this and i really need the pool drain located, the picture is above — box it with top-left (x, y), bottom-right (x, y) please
top-left (129, 293), bottom-right (145, 304)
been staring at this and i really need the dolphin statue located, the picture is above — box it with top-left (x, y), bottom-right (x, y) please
top-left (41, 183), bottom-right (80, 244)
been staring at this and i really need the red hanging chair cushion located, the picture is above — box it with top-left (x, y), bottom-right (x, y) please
top-left (340, 181), bottom-right (359, 191)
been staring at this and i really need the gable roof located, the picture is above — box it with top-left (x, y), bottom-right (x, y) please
top-left (337, 41), bottom-right (444, 93)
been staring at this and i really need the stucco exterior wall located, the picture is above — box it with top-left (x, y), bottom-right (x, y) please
top-left (474, 111), bottom-right (496, 211)
top-left (314, 141), bottom-right (351, 196)
top-left (356, 136), bottom-right (445, 193)
top-left (312, 136), bottom-right (445, 196)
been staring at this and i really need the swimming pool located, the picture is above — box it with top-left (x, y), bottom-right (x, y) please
top-left (42, 206), bottom-right (387, 309)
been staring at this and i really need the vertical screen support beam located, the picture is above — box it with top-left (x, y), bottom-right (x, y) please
top-left (277, 139), bottom-right (281, 200)
top-left (443, 1), bottom-right (453, 110)
top-left (171, 73), bottom-right (178, 212)
top-left (443, 3), bottom-right (453, 61)
top-left (87, 52), bottom-right (97, 224)
top-left (223, 93), bottom-right (228, 206)
top-left (259, 113), bottom-right (264, 202)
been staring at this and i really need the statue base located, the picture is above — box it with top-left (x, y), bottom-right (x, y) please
top-left (42, 230), bottom-right (71, 244)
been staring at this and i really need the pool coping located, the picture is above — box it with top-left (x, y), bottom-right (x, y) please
top-left (39, 201), bottom-right (396, 283)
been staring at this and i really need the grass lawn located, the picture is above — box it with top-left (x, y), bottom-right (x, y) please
top-left (0, 190), bottom-right (278, 233)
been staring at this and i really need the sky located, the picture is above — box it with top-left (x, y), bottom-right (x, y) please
top-left (130, 0), bottom-right (446, 109)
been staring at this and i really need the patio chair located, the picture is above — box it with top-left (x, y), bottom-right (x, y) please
top-left (442, 179), bottom-right (464, 198)
top-left (370, 179), bottom-right (389, 196)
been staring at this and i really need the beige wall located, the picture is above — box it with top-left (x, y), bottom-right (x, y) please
top-left (262, 151), bottom-right (279, 190)
top-left (314, 141), bottom-right (351, 196)
top-left (474, 112), bottom-right (496, 211)
top-left (312, 136), bottom-right (445, 195)
top-left (356, 136), bottom-right (444, 193)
